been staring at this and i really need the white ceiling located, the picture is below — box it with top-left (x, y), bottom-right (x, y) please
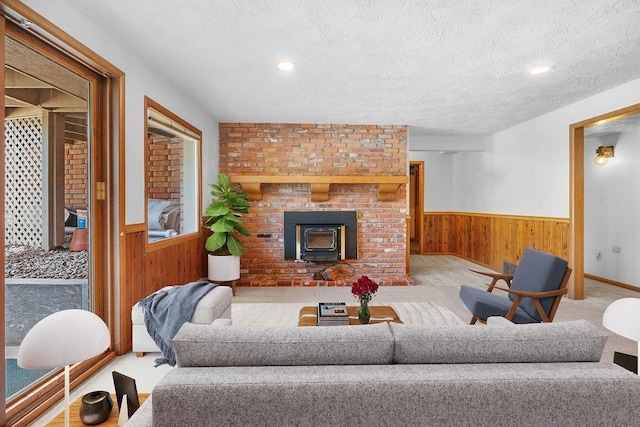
top-left (585, 113), bottom-right (640, 139)
top-left (77, 0), bottom-right (640, 137)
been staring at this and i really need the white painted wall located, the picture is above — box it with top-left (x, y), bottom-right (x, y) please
top-left (410, 136), bottom-right (484, 152)
top-left (411, 75), bottom-right (640, 216)
top-left (23, 1), bottom-right (220, 225)
top-left (409, 77), bottom-right (640, 288)
top-left (408, 135), bottom-right (479, 211)
top-left (453, 76), bottom-right (640, 217)
top-left (584, 130), bottom-right (640, 285)
top-left (407, 152), bottom-right (453, 211)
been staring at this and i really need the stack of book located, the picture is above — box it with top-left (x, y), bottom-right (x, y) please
top-left (317, 302), bottom-right (350, 326)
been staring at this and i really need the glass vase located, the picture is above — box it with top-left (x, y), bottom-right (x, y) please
top-left (358, 299), bottom-right (371, 324)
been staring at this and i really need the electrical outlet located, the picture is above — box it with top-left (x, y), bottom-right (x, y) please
top-left (612, 246), bottom-right (621, 253)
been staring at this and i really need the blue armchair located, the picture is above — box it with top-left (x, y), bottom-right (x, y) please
top-left (459, 248), bottom-right (571, 324)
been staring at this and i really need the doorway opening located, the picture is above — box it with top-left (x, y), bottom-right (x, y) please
top-left (409, 161), bottom-right (424, 255)
top-left (569, 102), bottom-right (640, 300)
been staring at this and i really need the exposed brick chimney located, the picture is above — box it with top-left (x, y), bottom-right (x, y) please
top-left (218, 123), bottom-right (409, 286)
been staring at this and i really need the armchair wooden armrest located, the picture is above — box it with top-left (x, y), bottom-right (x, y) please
top-left (492, 286), bottom-right (568, 298)
top-left (497, 286), bottom-right (569, 323)
top-left (469, 269), bottom-right (514, 292)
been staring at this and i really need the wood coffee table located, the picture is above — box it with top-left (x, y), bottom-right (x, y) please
top-left (298, 305), bottom-right (403, 326)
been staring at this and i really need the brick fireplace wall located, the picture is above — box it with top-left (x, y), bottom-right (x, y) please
top-left (218, 123), bottom-right (409, 285)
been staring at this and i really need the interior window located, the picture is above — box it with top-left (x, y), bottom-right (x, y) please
top-left (145, 97), bottom-right (201, 245)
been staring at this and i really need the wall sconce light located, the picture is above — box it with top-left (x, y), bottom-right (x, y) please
top-left (594, 145), bottom-right (614, 166)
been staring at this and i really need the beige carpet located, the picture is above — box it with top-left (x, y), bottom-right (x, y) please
top-left (231, 301), bottom-right (465, 326)
top-left (388, 302), bottom-right (465, 325)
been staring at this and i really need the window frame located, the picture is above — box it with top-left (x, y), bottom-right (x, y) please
top-left (144, 96), bottom-right (202, 253)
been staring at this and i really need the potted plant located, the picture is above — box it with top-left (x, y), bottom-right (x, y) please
top-left (203, 173), bottom-right (251, 281)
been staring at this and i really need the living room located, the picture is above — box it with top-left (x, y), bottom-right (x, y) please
top-left (3, 0), bottom-right (640, 425)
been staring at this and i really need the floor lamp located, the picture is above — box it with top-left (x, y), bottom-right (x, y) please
top-left (17, 309), bottom-right (110, 427)
top-left (602, 298), bottom-right (640, 375)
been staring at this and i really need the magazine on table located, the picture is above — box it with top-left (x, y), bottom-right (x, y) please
top-left (317, 302), bottom-right (350, 325)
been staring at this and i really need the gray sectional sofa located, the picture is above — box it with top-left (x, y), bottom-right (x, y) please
top-left (127, 319), bottom-right (640, 426)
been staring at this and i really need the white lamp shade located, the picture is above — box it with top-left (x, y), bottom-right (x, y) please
top-left (17, 309), bottom-right (110, 369)
top-left (602, 298), bottom-right (640, 342)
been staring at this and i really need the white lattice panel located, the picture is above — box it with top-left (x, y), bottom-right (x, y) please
top-left (5, 117), bottom-right (43, 246)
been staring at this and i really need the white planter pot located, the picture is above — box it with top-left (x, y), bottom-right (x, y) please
top-left (208, 254), bottom-right (240, 282)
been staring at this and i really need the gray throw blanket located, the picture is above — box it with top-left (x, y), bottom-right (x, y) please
top-left (139, 281), bottom-right (215, 366)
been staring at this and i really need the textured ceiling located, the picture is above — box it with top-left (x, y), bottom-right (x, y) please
top-left (585, 112), bottom-right (640, 139)
top-left (75, 0), bottom-right (640, 137)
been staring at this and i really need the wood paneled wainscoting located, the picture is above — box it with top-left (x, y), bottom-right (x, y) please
top-left (117, 224), bottom-right (208, 354)
top-left (423, 212), bottom-right (569, 273)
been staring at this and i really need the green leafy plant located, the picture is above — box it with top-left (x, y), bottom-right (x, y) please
top-left (203, 173), bottom-right (251, 256)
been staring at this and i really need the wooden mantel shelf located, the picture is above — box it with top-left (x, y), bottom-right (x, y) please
top-left (230, 175), bottom-right (408, 202)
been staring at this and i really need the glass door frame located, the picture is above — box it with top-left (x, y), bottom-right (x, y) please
top-left (0, 2), bottom-right (124, 424)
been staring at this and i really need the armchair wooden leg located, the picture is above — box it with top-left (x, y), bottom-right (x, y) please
top-left (470, 316), bottom-right (478, 325)
top-left (135, 352), bottom-right (145, 357)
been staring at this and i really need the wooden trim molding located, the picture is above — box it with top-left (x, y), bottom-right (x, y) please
top-left (571, 103), bottom-right (640, 129)
top-left (409, 161), bottom-right (425, 255)
top-left (427, 211), bottom-right (569, 223)
top-left (584, 274), bottom-right (640, 293)
top-left (144, 96), bottom-right (203, 254)
top-left (124, 223), bottom-right (147, 234)
top-left (405, 215), bottom-right (411, 273)
top-left (229, 175), bottom-right (408, 202)
top-left (569, 124), bottom-right (584, 299)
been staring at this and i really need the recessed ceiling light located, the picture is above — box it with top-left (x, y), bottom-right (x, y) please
top-left (529, 65), bottom-right (553, 75)
top-left (276, 61), bottom-right (295, 71)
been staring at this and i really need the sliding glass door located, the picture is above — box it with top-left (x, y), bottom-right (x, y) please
top-left (0, 15), bottom-right (116, 424)
top-left (4, 32), bottom-right (93, 400)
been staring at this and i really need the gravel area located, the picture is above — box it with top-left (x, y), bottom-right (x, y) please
top-left (5, 243), bottom-right (88, 279)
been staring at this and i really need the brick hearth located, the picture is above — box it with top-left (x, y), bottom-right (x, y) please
top-left (219, 123), bottom-right (409, 285)
top-left (238, 274), bottom-right (415, 288)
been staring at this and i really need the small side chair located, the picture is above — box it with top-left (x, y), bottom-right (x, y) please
top-left (459, 248), bottom-right (571, 324)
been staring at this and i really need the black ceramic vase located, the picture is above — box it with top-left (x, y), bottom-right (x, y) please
top-left (79, 391), bottom-right (113, 425)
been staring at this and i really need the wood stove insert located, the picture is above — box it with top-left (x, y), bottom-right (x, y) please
top-left (284, 211), bottom-right (357, 262)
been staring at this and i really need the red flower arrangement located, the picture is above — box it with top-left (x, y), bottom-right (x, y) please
top-left (351, 275), bottom-right (379, 303)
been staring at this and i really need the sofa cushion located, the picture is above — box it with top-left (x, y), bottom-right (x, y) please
top-left (173, 322), bottom-right (394, 367)
top-left (150, 363), bottom-right (640, 427)
top-left (390, 320), bottom-right (607, 364)
top-left (459, 285), bottom-right (539, 323)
